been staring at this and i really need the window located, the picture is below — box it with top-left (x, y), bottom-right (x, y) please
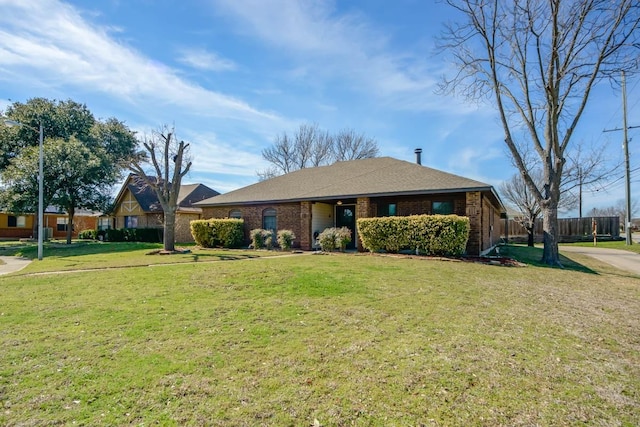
top-left (98, 217), bottom-right (111, 231)
top-left (262, 208), bottom-right (276, 232)
top-left (7, 215), bottom-right (25, 227)
top-left (229, 210), bottom-right (242, 219)
top-left (432, 201), bottom-right (453, 215)
top-left (377, 203), bottom-right (397, 217)
top-left (57, 217), bottom-right (68, 232)
top-left (124, 215), bottom-right (138, 228)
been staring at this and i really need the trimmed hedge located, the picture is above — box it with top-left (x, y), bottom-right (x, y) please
top-left (78, 229), bottom-right (97, 240)
top-left (104, 228), bottom-right (163, 243)
top-left (250, 229), bottom-right (274, 249)
top-left (190, 219), bottom-right (244, 248)
top-left (357, 214), bottom-right (470, 256)
top-left (317, 227), bottom-right (352, 252)
top-left (277, 229), bottom-right (296, 251)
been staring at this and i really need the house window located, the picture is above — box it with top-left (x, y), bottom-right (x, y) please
top-left (57, 217), bottom-right (68, 232)
top-left (7, 215), bottom-right (26, 228)
top-left (229, 210), bottom-right (242, 219)
top-left (377, 203), bottom-right (397, 217)
top-left (98, 217), bottom-right (111, 231)
top-left (124, 216), bottom-right (138, 228)
top-left (262, 208), bottom-right (276, 232)
top-left (432, 201), bottom-right (453, 215)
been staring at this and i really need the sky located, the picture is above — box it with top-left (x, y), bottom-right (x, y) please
top-left (0, 0), bottom-right (638, 217)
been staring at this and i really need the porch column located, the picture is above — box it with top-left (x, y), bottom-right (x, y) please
top-left (300, 201), bottom-right (312, 250)
top-left (355, 197), bottom-right (371, 251)
top-left (466, 191), bottom-right (482, 255)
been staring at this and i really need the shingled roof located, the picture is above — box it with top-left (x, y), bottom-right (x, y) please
top-left (119, 175), bottom-right (219, 213)
top-left (196, 157), bottom-right (504, 209)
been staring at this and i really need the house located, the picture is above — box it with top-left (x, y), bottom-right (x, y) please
top-left (111, 175), bottom-right (220, 242)
top-left (195, 156), bottom-right (506, 255)
top-left (0, 207), bottom-right (99, 240)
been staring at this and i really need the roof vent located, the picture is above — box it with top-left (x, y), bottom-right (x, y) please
top-left (414, 148), bottom-right (422, 165)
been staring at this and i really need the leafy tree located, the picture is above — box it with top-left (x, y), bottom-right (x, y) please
top-left (438, 0), bottom-right (640, 265)
top-left (0, 98), bottom-right (137, 243)
top-left (127, 125), bottom-right (192, 252)
top-left (258, 123), bottom-right (379, 180)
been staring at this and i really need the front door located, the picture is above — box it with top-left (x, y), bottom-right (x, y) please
top-left (335, 205), bottom-right (356, 250)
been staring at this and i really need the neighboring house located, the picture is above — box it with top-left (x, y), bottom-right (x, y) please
top-left (111, 175), bottom-right (220, 242)
top-left (0, 208), bottom-right (99, 240)
top-left (196, 156), bottom-right (506, 255)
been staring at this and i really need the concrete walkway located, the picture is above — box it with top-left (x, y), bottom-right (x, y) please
top-left (0, 256), bottom-right (32, 276)
top-left (559, 245), bottom-right (640, 276)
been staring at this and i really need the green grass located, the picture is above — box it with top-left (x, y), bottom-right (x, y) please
top-left (0, 240), bottom-right (284, 274)
top-left (0, 247), bottom-right (639, 425)
top-left (562, 238), bottom-right (640, 254)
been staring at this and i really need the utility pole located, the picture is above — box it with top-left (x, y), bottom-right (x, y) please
top-left (603, 71), bottom-right (638, 245)
top-left (622, 71), bottom-right (632, 245)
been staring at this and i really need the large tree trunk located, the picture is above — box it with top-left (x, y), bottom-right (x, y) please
top-left (66, 208), bottom-right (75, 245)
top-left (541, 205), bottom-right (560, 266)
top-left (163, 209), bottom-right (176, 252)
top-left (526, 225), bottom-right (535, 247)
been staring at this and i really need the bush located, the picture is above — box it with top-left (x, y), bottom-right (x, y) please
top-left (276, 229), bottom-right (296, 250)
top-left (78, 229), bottom-right (97, 240)
top-left (190, 219), bottom-right (244, 248)
top-left (104, 228), bottom-right (163, 243)
top-left (317, 227), bottom-right (352, 252)
top-left (250, 229), bottom-right (273, 249)
top-left (357, 215), bottom-right (469, 256)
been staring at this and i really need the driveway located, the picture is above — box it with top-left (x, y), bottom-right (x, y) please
top-left (559, 245), bottom-right (640, 276)
top-left (0, 256), bottom-right (32, 276)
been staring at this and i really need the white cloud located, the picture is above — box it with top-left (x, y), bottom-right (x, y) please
top-left (176, 48), bottom-right (237, 72)
top-left (0, 0), bottom-right (279, 124)
top-left (211, 0), bottom-right (450, 112)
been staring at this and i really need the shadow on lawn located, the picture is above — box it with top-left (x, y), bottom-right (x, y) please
top-left (189, 253), bottom-right (260, 262)
top-left (497, 244), bottom-right (597, 274)
top-left (0, 241), bottom-right (161, 259)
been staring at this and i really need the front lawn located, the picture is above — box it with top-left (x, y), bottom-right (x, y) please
top-left (0, 249), bottom-right (638, 425)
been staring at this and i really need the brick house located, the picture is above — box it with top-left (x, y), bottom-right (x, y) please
top-left (0, 208), bottom-right (99, 240)
top-left (196, 157), bottom-right (506, 255)
top-left (111, 175), bottom-right (219, 242)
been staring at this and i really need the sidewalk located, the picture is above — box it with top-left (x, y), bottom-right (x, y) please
top-left (559, 245), bottom-right (640, 276)
top-left (0, 256), bottom-right (32, 276)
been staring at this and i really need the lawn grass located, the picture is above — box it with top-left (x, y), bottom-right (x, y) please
top-left (0, 240), bottom-right (284, 274)
top-left (0, 247), bottom-right (638, 425)
top-left (562, 238), bottom-right (640, 254)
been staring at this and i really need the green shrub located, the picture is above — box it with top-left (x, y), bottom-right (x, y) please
top-left (317, 227), bottom-right (352, 252)
top-left (357, 215), bottom-right (469, 256)
top-left (78, 229), bottom-right (97, 240)
top-left (190, 219), bottom-right (244, 248)
top-left (104, 228), bottom-right (163, 243)
top-left (250, 229), bottom-right (273, 249)
top-left (277, 229), bottom-right (296, 250)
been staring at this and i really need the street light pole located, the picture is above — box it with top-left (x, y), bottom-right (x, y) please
top-left (2, 118), bottom-right (45, 259)
top-left (37, 122), bottom-right (44, 260)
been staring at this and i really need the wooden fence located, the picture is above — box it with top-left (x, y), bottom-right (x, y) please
top-left (507, 216), bottom-right (620, 243)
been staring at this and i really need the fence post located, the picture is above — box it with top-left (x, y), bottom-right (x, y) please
top-left (592, 218), bottom-right (597, 246)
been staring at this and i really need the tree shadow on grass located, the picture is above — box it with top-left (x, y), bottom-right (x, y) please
top-left (190, 253), bottom-right (260, 262)
top-left (497, 244), bottom-right (597, 274)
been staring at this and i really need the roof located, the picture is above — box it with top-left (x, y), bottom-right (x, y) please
top-left (196, 157), bottom-right (505, 210)
top-left (115, 175), bottom-right (219, 213)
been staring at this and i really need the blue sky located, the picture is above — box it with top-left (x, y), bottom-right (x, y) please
top-left (0, 0), bottom-right (638, 216)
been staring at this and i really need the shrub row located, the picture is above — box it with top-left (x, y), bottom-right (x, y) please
top-left (249, 229), bottom-right (296, 250)
top-left (357, 215), bottom-right (469, 256)
top-left (317, 227), bottom-right (352, 252)
top-left (190, 219), bottom-right (244, 248)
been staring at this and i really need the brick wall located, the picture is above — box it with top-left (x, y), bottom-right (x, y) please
top-left (202, 203), bottom-right (303, 248)
top-left (465, 191), bottom-right (482, 255)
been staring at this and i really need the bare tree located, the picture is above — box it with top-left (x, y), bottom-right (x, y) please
top-left (333, 129), bottom-right (380, 161)
top-left (127, 125), bottom-right (192, 252)
top-left (259, 124), bottom-right (379, 179)
top-left (501, 171), bottom-right (543, 247)
top-left (590, 199), bottom-right (639, 230)
top-left (439, 0), bottom-right (640, 265)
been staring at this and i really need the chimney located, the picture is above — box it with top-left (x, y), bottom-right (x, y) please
top-left (414, 148), bottom-right (422, 165)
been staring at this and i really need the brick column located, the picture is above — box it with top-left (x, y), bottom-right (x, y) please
top-left (300, 201), bottom-right (312, 250)
top-left (466, 191), bottom-right (482, 255)
top-left (355, 197), bottom-right (371, 251)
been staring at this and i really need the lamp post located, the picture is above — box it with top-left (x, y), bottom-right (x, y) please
top-left (2, 119), bottom-right (45, 260)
